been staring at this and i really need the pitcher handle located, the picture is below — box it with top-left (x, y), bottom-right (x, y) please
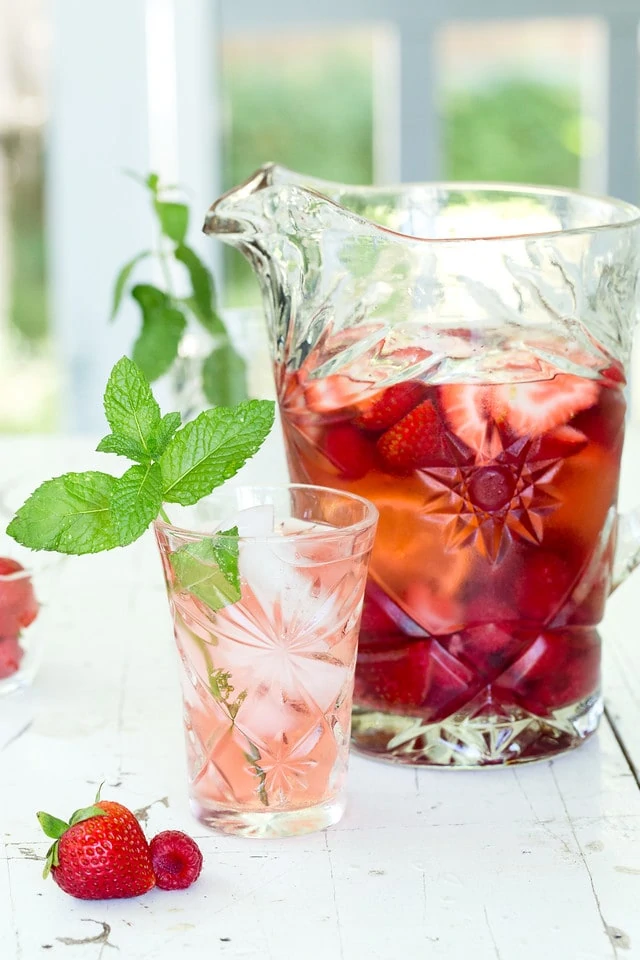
top-left (612, 507), bottom-right (640, 591)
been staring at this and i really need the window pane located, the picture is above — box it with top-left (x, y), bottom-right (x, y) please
top-left (221, 28), bottom-right (376, 306)
top-left (440, 18), bottom-right (605, 188)
top-left (1, 0), bottom-right (54, 433)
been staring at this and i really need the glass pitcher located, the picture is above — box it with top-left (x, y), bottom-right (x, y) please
top-left (204, 165), bottom-right (640, 768)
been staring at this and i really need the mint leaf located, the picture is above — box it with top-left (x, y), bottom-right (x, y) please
top-left (133, 308), bottom-right (186, 381)
top-left (7, 473), bottom-right (119, 554)
top-left (154, 200), bottom-right (188, 244)
top-left (148, 411), bottom-right (182, 459)
top-left (160, 399), bottom-right (275, 506)
top-left (183, 295), bottom-right (226, 337)
top-left (111, 463), bottom-right (163, 546)
top-left (110, 251), bottom-right (151, 321)
top-left (202, 341), bottom-right (248, 407)
top-left (175, 244), bottom-right (224, 334)
top-left (131, 283), bottom-right (166, 312)
top-left (170, 528), bottom-right (241, 610)
top-left (103, 355), bottom-right (160, 458)
top-left (212, 527), bottom-right (241, 592)
top-left (96, 433), bottom-right (148, 463)
top-left (131, 285), bottom-right (186, 382)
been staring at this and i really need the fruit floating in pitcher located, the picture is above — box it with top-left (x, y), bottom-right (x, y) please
top-left (280, 355), bottom-right (625, 746)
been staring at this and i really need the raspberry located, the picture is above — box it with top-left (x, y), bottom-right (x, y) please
top-left (150, 830), bottom-right (203, 890)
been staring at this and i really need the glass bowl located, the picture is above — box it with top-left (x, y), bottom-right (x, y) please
top-left (0, 536), bottom-right (63, 696)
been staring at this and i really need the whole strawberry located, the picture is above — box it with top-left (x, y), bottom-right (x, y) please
top-left (37, 790), bottom-right (155, 899)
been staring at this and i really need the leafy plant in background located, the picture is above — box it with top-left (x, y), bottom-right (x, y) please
top-left (110, 173), bottom-right (248, 408)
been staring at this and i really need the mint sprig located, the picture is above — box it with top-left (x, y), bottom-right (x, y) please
top-left (99, 352), bottom-right (161, 462)
top-left (111, 172), bottom-right (247, 407)
top-left (111, 463), bottom-right (164, 546)
top-left (160, 402), bottom-right (275, 506)
top-left (7, 358), bottom-right (275, 605)
top-left (130, 284), bottom-right (187, 382)
top-left (8, 473), bottom-right (120, 554)
top-left (170, 527), bottom-right (241, 610)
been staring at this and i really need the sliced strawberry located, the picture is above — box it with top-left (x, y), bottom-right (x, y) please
top-left (494, 627), bottom-right (600, 714)
top-left (0, 559), bottom-right (38, 635)
top-left (355, 637), bottom-right (474, 720)
top-left (513, 548), bottom-right (577, 624)
top-left (0, 636), bottom-right (23, 679)
top-left (570, 383), bottom-right (626, 448)
top-left (465, 592), bottom-right (520, 626)
top-left (355, 640), bottom-right (432, 710)
top-left (385, 345), bottom-right (433, 364)
top-left (323, 423), bottom-right (378, 479)
top-left (529, 425), bottom-right (588, 461)
top-left (278, 370), bottom-right (308, 416)
top-left (601, 361), bottom-right (626, 385)
top-left (354, 381), bottom-right (428, 431)
top-left (439, 383), bottom-right (495, 452)
top-left (377, 399), bottom-right (460, 473)
top-left (359, 582), bottom-right (428, 645)
top-left (403, 580), bottom-right (465, 636)
top-left (493, 374), bottom-right (599, 439)
top-left (442, 624), bottom-right (533, 679)
top-left (304, 375), bottom-right (373, 415)
top-left (360, 584), bottom-right (402, 638)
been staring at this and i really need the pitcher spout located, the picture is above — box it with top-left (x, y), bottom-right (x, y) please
top-left (202, 164), bottom-right (397, 371)
top-left (203, 164), bottom-right (277, 241)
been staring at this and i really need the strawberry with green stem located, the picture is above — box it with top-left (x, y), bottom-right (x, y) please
top-left (37, 786), bottom-right (156, 900)
top-left (38, 786), bottom-right (204, 899)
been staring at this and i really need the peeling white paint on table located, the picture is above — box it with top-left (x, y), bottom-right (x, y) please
top-left (1, 429), bottom-right (640, 960)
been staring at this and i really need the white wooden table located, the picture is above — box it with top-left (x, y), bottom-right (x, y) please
top-left (2, 427), bottom-right (640, 960)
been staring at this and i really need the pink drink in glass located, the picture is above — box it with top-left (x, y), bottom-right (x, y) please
top-left (155, 486), bottom-right (377, 836)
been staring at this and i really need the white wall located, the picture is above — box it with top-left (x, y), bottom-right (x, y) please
top-left (48, 0), bottom-right (221, 432)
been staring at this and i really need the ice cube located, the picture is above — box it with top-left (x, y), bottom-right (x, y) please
top-left (215, 504), bottom-right (275, 537)
top-left (238, 536), bottom-right (308, 620)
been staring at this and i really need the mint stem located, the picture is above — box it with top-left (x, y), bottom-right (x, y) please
top-left (159, 249), bottom-right (175, 297)
top-left (159, 506), bottom-right (172, 524)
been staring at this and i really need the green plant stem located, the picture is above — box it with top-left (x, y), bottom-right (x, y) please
top-left (159, 506), bottom-right (172, 524)
top-left (158, 246), bottom-right (175, 298)
top-left (152, 188), bottom-right (176, 298)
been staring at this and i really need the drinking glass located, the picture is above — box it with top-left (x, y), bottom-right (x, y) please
top-left (155, 484), bottom-right (377, 837)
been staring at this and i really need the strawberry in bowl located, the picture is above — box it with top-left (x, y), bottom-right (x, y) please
top-left (0, 557), bottom-right (39, 688)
